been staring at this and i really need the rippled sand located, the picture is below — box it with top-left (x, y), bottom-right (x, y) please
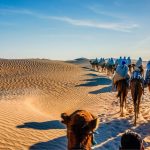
top-left (0, 58), bottom-right (149, 150)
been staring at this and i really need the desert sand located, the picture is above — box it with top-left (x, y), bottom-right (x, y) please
top-left (0, 58), bottom-right (149, 150)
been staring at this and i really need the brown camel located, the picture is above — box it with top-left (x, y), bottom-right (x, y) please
top-left (89, 60), bottom-right (95, 70)
top-left (128, 64), bottom-right (132, 75)
top-left (99, 63), bottom-right (106, 72)
top-left (130, 78), bottom-right (143, 126)
top-left (116, 79), bottom-right (129, 117)
top-left (106, 64), bottom-right (116, 75)
top-left (89, 60), bottom-right (99, 71)
top-left (61, 110), bottom-right (99, 150)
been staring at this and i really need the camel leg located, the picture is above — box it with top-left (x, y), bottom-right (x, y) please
top-left (124, 97), bottom-right (127, 109)
top-left (120, 93), bottom-right (124, 117)
top-left (134, 103), bottom-right (137, 126)
top-left (92, 65), bottom-right (94, 69)
top-left (97, 66), bottom-right (99, 72)
top-left (125, 88), bottom-right (128, 109)
top-left (137, 95), bottom-right (142, 118)
top-left (120, 95), bottom-right (121, 112)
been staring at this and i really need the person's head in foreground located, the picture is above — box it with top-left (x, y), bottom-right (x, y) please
top-left (120, 130), bottom-right (144, 150)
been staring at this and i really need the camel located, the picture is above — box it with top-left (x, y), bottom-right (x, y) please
top-left (98, 62), bottom-right (106, 73)
top-left (116, 79), bottom-right (129, 117)
top-left (61, 110), bottom-right (99, 150)
top-left (130, 71), bottom-right (143, 125)
top-left (128, 64), bottom-right (132, 75)
top-left (89, 60), bottom-right (95, 70)
top-left (106, 64), bottom-right (116, 76)
top-left (89, 60), bottom-right (99, 71)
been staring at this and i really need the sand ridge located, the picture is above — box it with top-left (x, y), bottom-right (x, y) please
top-left (0, 58), bottom-right (149, 149)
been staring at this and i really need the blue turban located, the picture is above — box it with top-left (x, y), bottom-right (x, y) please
top-left (122, 60), bottom-right (126, 65)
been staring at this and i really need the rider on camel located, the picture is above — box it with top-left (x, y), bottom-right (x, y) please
top-left (112, 60), bottom-right (130, 90)
top-left (132, 57), bottom-right (144, 93)
top-left (145, 60), bottom-right (150, 85)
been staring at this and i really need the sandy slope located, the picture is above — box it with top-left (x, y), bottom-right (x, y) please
top-left (0, 58), bottom-right (149, 150)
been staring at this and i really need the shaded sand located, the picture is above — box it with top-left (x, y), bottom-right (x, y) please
top-left (0, 58), bottom-right (150, 150)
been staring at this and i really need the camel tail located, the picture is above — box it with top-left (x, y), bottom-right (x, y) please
top-left (121, 79), bottom-right (128, 98)
top-left (117, 91), bottom-right (121, 98)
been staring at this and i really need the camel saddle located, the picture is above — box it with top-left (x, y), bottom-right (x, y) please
top-left (131, 71), bottom-right (143, 80)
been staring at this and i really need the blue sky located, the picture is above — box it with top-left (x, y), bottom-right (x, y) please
top-left (0, 0), bottom-right (150, 60)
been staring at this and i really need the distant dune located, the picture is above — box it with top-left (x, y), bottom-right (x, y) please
top-left (0, 58), bottom-right (149, 149)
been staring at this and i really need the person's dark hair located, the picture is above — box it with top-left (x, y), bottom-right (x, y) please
top-left (120, 130), bottom-right (143, 150)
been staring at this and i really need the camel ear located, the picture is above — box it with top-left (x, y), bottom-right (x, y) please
top-left (83, 118), bottom-right (99, 132)
top-left (61, 113), bottom-right (70, 125)
top-left (88, 118), bottom-right (99, 131)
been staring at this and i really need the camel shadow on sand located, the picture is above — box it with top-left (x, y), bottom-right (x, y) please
top-left (77, 76), bottom-right (112, 87)
top-left (134, 121), bottom-right (150, 148)
top-left (17, 120), bottom-right (65, 130)
top-left (93, 118), bottom-right (131, 150)
top-left (93, 119), bottom-right (150, 149)
top-left (29, 118), bottom-right (131, 150)
top-left (85, 73), bottom-right (99, 77)
top-left (89, 85), bottom-right (112, 94)
top-left (82, 67), bottom-right (98, 72)
top-left (30, 136), bottom-right (67, 150)
top-left (28, 119), bottom-right (150, 149)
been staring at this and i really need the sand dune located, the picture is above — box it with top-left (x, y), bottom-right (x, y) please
top-left (0, 58), bottom-right (149, 149)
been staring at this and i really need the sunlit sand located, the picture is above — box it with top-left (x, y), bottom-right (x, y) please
top-left (0, 58), bottom-right (149, 149)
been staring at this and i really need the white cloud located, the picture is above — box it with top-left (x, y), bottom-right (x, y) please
top-left (0, 8), bottom-right (139, 32)
top-left (38, 15), bottom-right (139, 32)
top-left (88, 5), bottom-right (127, 20)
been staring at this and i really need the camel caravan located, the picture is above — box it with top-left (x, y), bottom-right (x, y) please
top-left (90, 57), bottom-right (150, 126)
top-left (60, 57), bottom-right (149, 150)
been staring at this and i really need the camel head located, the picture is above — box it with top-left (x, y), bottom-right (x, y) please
top-left (61, 110), bottom-right (99, 150)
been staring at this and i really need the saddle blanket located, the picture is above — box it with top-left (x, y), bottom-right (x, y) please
top-left (131, 71), bottom-right (143, 80)
top-left (113, 72), bottom-right (129, 84)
